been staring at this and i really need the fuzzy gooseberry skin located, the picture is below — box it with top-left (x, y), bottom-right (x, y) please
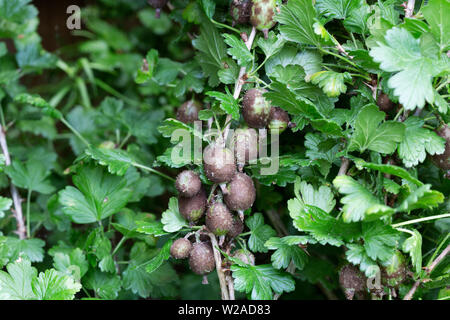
top-left (206, 202), bottom-right (234, 236)
top-left (250, 0), bottom-right (277, 32)
top-left (176, 100), bottom-right (202, 124)
top-left (381, 251), bottom-right (407, 288)
top-left (339, 264), bottom-right (367, 300)
top-left (432, 124), bottom-right (450, 171)
top-left (242, 88), bottom-right (271, 128)
top-left (189, 242), bottom-right (216, 275)
top-left (175, 170), bottom-right (201, 197)
top-left (203, 143), bottom-right (237, 183)
top-left (178, 188), bottom-right (207, 222)
top-left (232, 128), bottom-right (258, 167)
top-left (170, 238), bottom-right (192, 259)
top-left (224, 172), bottom-right (256, 211)
top-left (227, 216), bottom-right (244, 238)
top-left (230, 0), bottom-right (252, 25)
top-left (268, 107), bottom-right (290, 133)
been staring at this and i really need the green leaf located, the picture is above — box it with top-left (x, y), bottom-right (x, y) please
top-left (85, 147), bottom-right (135, 176)
top-left (0, 259), bottom-right (36, 300)
top-left (275, 0), bottom-right (323, 47)
top-left (246, 213), bottom-right (277, 253)
top-left (349, 155), bottom-right (424, 186)
top-left (135, 49), bottom-right (158, 84)
top-left (422, 0), bottom-right (450, 52)
top-left (265, 81), bottom-right (321, 118)
top-left (343, 2), bottom-right (371, 34)
top-left (396, 184), bottom-right (444, 212)
top-left (0, 196), bottom-right (12, 218)
top-left (401, 229), bottom-right (422, 275)
top-left (310, 71), bottom-right (351, 98)
top-left (294, 177), bottom-right (335, 213)
top-left (206, 90), bottom-right (240, 120)
top-left (345, 243), bottom-right (380, 278)
top-left (192, 18), bottom-right (227, 87)
top-left (158, 118), bottom-right (205, 142)
top-left (265, 47), bottom-right (322, 77)
top-left (145, 239), bottom-right (173, 274)
top-left (31, 269), bottom-right (81, 300)
top-left (231, 264), bottom-right (295, 300)
top-left (5, 159), bottom-right (55, 194)
top-left (316, 0), bottom-right (361, 19)
top-left (369, 27), bottom-right (444, 110)
top-left (223, 34), bottom-right (252, 66)
top-left (161, 197), bottom-right (188, 233)
top-left (136, 220), bottom-right (168, 237)
top-left (14, 93), bottom-right (62, 119)
top-left (397, 117), bottom-right (446, 168)
top-left (123, 242), bottom-right (178, 298)
top-left (348, 104), bottom-right (405, 154)
top-left (84, 270), bottom-right (121, 300)
top-left (288, 200), bottom-right (360, 246)
top-left (5, 237), bottom-right (45, 263)
top-left (362, 221), bottom-right (400, 262)
top-left (52, 248), bottom-right (89, 281)
top-left (333, 175), bottom-right (393, 222)
top-left (265, 237), bottom-right (308, 270)
top-left (257, 31), bottom-right (286, 58)
top-left (59, 165), bottom-right (132, 224)
top-left (199, 0), bottom-right (215, 19)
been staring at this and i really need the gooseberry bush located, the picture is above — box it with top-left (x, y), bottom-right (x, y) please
top-left (0, 0), bottom-right (448, 300)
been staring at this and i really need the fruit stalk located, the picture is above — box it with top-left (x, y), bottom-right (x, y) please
top-left (208, 232), bottom-right (231, 300)
top-left (0, 125), bottom-right (26, 239)
top-left (404, 244), bottom-right (450, 300)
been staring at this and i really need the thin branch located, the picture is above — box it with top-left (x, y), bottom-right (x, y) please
top-left (0, 125), bottom-right (26, 239)
top-left (404, 0), bottom-right (415, 18)
top-left (392, 213), bottom-right (450, 228)
top-left (338, 157), bottom-right (350, 176)
top-left (404, 244), bottom-right (450, 300)
top-left (227, 275), bottom-right (235, 300)
top-left (208, 233), bottom-right (230, 300)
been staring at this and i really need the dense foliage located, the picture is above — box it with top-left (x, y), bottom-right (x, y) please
top-left (0, 0), bottom-right (448, 300)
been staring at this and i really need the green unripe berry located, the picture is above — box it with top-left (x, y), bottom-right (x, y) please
top-left (250, 0), bottom-right (277, 38)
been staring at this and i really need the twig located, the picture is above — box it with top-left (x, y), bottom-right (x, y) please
top-left (227, 275), bottom-right (235, 300)
top-left (222, 27), bottom-right (257, 144)
top-left (392, 213), bottom-right (450, 228)
top-left (404, 244), bottom-right (450, 300)
top-left (338, 157), bottom-right (350, 176)
top-left (0, 125), bottom-right (26, 239)
top-left (404, 0), bottom-right (415, 18)
top-left (208, 233), bottom-right (230, 300)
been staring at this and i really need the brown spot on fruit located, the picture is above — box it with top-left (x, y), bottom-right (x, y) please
top-left (242, 88), bottom-right (271, 128)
